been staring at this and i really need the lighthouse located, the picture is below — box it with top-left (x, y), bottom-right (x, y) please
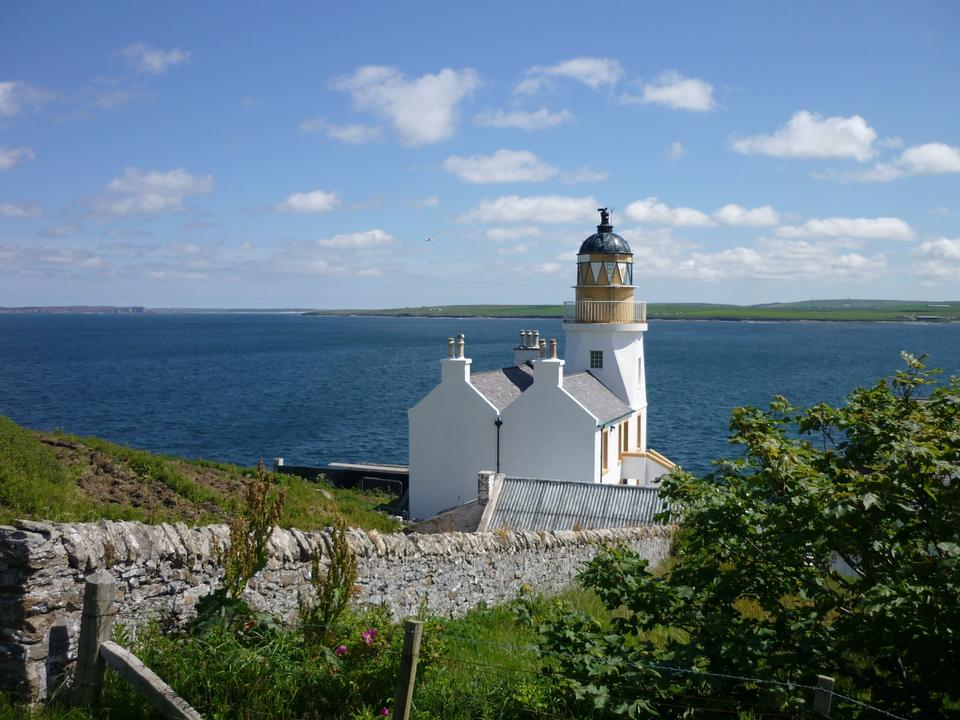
top-left (408, 208), bottom-right (674, 520)
top-left (563, 207), bottom-right (648, 451)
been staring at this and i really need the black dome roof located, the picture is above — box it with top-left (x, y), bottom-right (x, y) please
top-left (578, 209), bottom-right (631, 254)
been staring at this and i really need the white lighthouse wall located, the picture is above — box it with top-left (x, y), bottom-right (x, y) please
top-left (408, 359), bottom-right (499, 520)
top-left (500, 361), bottom-right (598, 484)
top-left (564, 324), bottom-right (648, 412)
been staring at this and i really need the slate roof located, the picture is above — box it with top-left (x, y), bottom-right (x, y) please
top-left (470, 364), bottom-right (534, 411)
top-left (486, 476), bottom-right (667, 532)
top-left (563, 372), bottom-right (633, 424)
top-left (470, 363), bottom-right (632, 424)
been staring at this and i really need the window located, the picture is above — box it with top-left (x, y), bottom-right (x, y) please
top-left (620, 419), bottom-right (629, 457)
top-left (590, 350), bottom-right (603, 369)
top-left (636, 414), bottom-right (643, 448)
top-left (601, 428), bottom-right (608, 472)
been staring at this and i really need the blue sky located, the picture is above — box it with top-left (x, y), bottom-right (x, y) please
top-left (2, 1), bottom-right (959, 308)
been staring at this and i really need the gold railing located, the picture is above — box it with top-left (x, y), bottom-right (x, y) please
top-left (563, 300), bottom-right (647, 324)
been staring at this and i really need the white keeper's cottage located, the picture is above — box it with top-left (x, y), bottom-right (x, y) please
top-left (408, 209), bottom-right (676, 520)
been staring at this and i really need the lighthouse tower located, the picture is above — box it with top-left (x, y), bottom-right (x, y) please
top-left (564, 208), bottom-right (648, 451)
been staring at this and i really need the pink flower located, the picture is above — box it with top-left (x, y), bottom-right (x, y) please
top-left (379, 708), bottom-right (390, 717)
top-left (334, 644), bottom-right (347, 656)
top-left (362, 628), bottom-right (378, 645)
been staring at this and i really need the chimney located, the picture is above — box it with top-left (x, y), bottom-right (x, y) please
top-left (477, 471), bottom-right (494, 505)
top-left (533, 338), bottom-right (564, 387)
top-left (539, 339), bottom-right (546, 358)
top-left (514, 327), bottom-right (541, 365)
top-left (441, 332), bottom-right (472, 383)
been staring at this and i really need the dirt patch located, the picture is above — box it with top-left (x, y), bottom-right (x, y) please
top-left (39, 436), bottom-right (239, 524)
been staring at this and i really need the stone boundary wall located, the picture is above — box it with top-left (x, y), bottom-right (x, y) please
top-left (0, 519), bottom-right (675, 701)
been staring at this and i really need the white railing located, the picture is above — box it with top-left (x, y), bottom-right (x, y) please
top-left (563, 300), bottom-right (647, 324)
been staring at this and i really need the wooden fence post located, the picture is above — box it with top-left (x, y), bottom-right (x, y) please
top-left (813, 674), bottom-right (834, 717)
top-left (392, 620), bottom-right (423, 720)
top-left (72, 570), bottom-right (118, 707)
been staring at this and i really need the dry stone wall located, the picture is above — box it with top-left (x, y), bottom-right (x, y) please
top-left (0, 519), bottom-right (674, 701)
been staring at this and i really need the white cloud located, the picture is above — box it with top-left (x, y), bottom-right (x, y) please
top-left (516, 57), bottom-right (623, 94)
top-left (776, 216), bottom-right (914, 241)
top-left (418, 195), bottom-right (440, 208)
top-left (0, 202), bottom-right (41, 218)
top-left (713, 203), bottom-right (780, 227)
top-left (497, 242), bottom-right (537, 255)
top-left (444, 150), bottom-right (605, 185)
top-left (277, 189), bottom-right (341, 214)
top-left (624, 71), bottom-right (716, 112)
top-left (0, 145), bottom-right (35, 170)
top-left (561, 166), bottom-right (608, 184)
top-left (732, 111), bottom-right (877, 161)
top-left (2, 244), bottom-right (107, 275)
top-left (0, 81), bottom-right (53, 118)
top-left (625, 197), bottom-right (714, 227)
top-left (485, 226), bottom-right (541, 241)
top-left (332, 65), bottom-right (479, 146)
top-left (120, 44), bottom-right (191, 74)
top-left (96, 167), bottom-right (213, 216)
top-left (853, 142), bottom-right (960, 182)
top-left (459, 195), bottom-right (597, 224)
top-left (474, 108), bottom-right (573, 130)
top-left (912, 237), bottom-right (960, 283)
top-left (298, 117), bottom-right (382, 144)
top-left (618, 227), bottom-right (886, 281)
top-left (667, 141), bottom-right (685, 162)
top-left (444, 150), bottom-right (558, 183)
top-left (317, 229), bottom-right (395, 248)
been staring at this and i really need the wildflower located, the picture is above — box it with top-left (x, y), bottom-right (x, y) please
top-left (335, 644), bottom-right (347, 656)
top-left (362, 628), bottom-right (378, 645)
top-left (379, 708), bottom-right (390, 717)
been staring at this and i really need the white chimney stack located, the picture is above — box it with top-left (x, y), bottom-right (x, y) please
top-left (442, 332), bottom-right (472, 383)
top-left (533, 338), bottom-right (564, 387)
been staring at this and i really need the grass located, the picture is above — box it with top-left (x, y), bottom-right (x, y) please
top-left (304, 299), bottom-right (960, 322)
top-left (0, 415), bottom-right (400, 532)
top-left (0, 416), bottom-right (107, 525)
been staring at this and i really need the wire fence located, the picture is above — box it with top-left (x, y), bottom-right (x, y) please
top-left (72, 572), bottom-right (912, 720)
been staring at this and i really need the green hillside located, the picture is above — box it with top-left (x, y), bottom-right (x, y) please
top-left (0, 416), bottom-right (400, 531)
top-left (305, 299), bottom-right (960, 322)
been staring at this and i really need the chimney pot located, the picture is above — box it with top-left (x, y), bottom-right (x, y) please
top-left (447, 337), bottom-right (455, 358)
top-left (539, 339), bottom-right (546, 358)
top-left (532, 330), bottom-right (540, 347)
top-left (549, 338), bottom-right (557, 359)
top-left (456, 333), bottom-right (465, 359)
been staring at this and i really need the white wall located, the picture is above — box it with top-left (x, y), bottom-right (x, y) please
top-left (565, 323), bottom-right (647, 419)
top-left (408, 358), bottom-right (499, 520)
top-left (500, 358), bottom-right (598, 484)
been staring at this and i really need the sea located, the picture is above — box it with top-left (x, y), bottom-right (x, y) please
top-left (1, 313), bottom-right (958, 476)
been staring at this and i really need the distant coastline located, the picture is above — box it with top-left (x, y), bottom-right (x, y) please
top-left (3, 300), bottom-right (959, 322)
top-left (0, 306), bottom-right (146, 314)
top-left (303, 300), bottom-right (960, 323)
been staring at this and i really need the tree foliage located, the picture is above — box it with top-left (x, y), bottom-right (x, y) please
top-left (536, 355), bottom-right (960, 718)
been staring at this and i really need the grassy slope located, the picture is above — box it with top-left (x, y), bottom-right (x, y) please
top-left (0, 416), bottom-right (400, 531)
top-left (305, 299), bottom-right (960, 322)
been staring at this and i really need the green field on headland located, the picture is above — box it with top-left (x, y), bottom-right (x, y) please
top-left (305, 298), bottom-right (960, 322)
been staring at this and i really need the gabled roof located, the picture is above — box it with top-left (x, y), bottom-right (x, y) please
top-left (470, 363), bottom-right (632, 424)
top-left (484, 476), bottom-right (667, 532)
top-left (470, 364), bottom-right (534, 411)
top-left (563, 372), bottom-right (633, 425)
